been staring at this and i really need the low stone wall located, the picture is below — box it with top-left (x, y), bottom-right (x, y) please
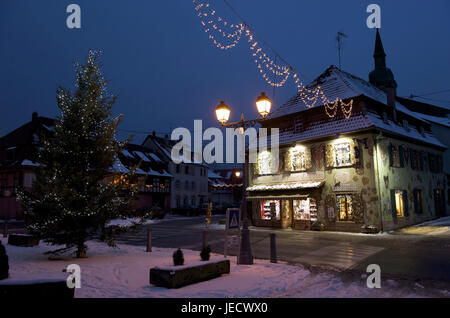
top-left (0, 279), bottom-right (74, 298)
top-left (8, 234), bottom-right (39, 247)
top-left (150, 259), bottom-right (230, 289)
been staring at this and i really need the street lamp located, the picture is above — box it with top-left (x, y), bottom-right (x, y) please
top-left (215, 92), bottom-right (272, 265)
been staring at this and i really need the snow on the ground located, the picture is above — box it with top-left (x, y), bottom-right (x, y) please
top-left (413, 216), bottom-right (450, 228)
top-left (106, 218), bottom-right (157, 228)
top-left (107, 214), bottom-right (210, 228)
top-left (1, 238), bottom-right (448, 298)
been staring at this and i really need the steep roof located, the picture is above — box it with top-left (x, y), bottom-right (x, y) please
top-left (113, 143), bottom-right (172, 177)
top-left (264, 66), bottom-right (445, 149)
top-left (270, 65), bottom-right (413, 119)
top-left (0, 113), bottom-right (55, 149)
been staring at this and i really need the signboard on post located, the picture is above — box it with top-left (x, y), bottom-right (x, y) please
top-left (224, 208), bottom-right (241, 258)
top-left (227, 208), bottom-right (240, 230)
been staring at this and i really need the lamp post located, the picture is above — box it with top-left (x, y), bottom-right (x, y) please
top-left (215, 92), bottom-right (272, 265)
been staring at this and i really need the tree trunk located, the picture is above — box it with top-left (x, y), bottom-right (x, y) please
top-left (76, 240), bottom-right (87, 258)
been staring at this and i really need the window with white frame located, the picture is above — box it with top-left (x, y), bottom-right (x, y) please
top-left (334, 143), bottom-right (352, 167)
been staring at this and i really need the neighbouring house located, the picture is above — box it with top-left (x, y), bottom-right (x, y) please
top-left (0, 113), bottom-right (172, 219)
top-left (246, 30), bottom-right (447, 233)
top-left (208, 167), bottom-right (243, 209)
top-left (142, 132), bottom-right (209, 209)
top-left (0, 112), bottom-right (55, 220)
top-left (394, 97), bottom-right (450, 214)
top-left (111, 143), bottom-right (173, 214)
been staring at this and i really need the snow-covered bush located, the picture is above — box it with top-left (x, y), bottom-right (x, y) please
top-left (200, 245), bottom-right (211, 261)
top-left (173, 248), bottom-right (184, 266)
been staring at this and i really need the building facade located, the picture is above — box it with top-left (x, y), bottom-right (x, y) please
top-left (0, 114), bottom-right (172, 219)
top-left (246, 31), bottom-right (447, 233)
top-left (142, 133), bottom-right (209, 209)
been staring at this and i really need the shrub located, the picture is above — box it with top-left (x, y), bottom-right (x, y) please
top-left (173, 248), bottom-right (184, 266)
top-left (0, 240), bottom-right (9, 280)
top-left (200, 245), bottom-right (211, 261)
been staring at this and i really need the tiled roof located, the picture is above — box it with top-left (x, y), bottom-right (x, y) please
top-left (264, 66), bottom-right (445, 149)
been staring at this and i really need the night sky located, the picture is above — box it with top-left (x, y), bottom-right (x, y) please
top-left (1, 0), bottom-right (449, 143)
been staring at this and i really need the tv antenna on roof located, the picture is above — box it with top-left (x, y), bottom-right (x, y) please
top-left (337, 31), bottom-right (348, 69)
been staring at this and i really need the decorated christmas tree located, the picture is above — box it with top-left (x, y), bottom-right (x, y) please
top-left (18, 50), bottom-right (137, 258)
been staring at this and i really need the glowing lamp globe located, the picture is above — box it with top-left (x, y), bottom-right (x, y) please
top-left (256, 92), bottom-right (272, 119)
top-left (235, 171), bottom-right (241, 178)
top-left (215, 101), bottom-right (231, 125)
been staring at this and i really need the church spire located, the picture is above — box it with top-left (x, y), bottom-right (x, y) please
top-left (369, 29), bottom-right (397, 90)
top-left (374, 28), bottom-right (386, 69)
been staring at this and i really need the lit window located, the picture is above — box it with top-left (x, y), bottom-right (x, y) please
top-left (336, 195), bottom-right (353, 221)
top-left (291, 148), bottom-right (306, 171)
top-left (394, 190), bottom-right (405, 217)
top-left (260, 200), bottom-right (280, 220)
top-left (258, 151), bottom-right (272, 175)
top-left (334, 143), bottom-right (352, 167)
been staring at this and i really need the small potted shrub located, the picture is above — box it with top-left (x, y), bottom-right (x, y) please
top-left (173, 248), bottom-right (184, 266)
top-left (200, 245), bottom-right (211, 261)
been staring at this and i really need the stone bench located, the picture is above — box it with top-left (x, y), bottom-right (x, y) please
top-left (150, 259), bottom-right (230, 289)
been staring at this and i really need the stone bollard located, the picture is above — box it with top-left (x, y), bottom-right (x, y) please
top-left (270, 233), bottom-right (277, 263)
top-left (146, 228), bottom-right (152, 252)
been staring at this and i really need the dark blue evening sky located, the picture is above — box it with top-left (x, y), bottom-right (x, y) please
top-left (1, 0), bottom-right (449, 143)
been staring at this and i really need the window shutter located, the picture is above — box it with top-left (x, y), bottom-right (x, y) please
top-left (410, 149), bottom-right (415, 169)
top-left (399, 146), bottom-right (405, 167)
top-left (413, 189), bottom-right (419, 214)
top-left (419, 152), bottom-right (424, 171)
top-left (390, 189), bottom-right (397, 219)
top-left (350, 140), bottom-right (356, 165)
top-left (403, 190), bottom-right (409, 217)
top-left (325, 144), bottom-right (334, 168)
top-left (305, 149), bottom-right (312, 170)
top-left (388, 144), bottom-right (394, 167)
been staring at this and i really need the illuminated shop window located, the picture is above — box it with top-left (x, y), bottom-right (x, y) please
top-left (394, 190), bottom-right (405, 217)
top-left (260, 200), bottom-right (280, 220)
top-left (334, 143), bottom-right (352, 167)
top-left (336, 194), bottom-right (353, 221)
top-left (293, 198), bottom-right (318, 221)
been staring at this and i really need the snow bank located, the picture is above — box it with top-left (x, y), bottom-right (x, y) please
top-left (2, 238), bottom-right (447, 298)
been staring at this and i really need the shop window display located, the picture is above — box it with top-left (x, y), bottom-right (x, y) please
top-left (293, 198), bottom-right (317, 221)
top-left (260, 200), bottom-right (280, 220)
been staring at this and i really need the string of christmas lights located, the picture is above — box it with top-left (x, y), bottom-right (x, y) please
top-left (191, 0), bottom-right (353, 118)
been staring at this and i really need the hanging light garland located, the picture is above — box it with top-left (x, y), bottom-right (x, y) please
top-left (192, 0), bottom-right (353, 118)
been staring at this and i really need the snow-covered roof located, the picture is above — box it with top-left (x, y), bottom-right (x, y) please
top-left (147, 153), bottom-right (162, 162)
top-left (261, 112), bottom-right (445, 149)
top-left (270, 66), bottom-right (428, 124)
top-left (208, 170), bottom-right (223, 179)
top-left (110, 159), bottom-right (130, 173)
top-left (133, 151), bottom-right (151, 162)
top-left (246, 181), bottom-right (325, 192)
top-left (20, 159), bottom-right (39, 167)
top-left (264, 66), bottom-right (445, 149)
top-left (408, 112), bottom-right (450, 128)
